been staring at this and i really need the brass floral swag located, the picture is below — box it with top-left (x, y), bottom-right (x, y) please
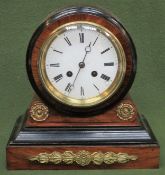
top-left (29, 150), bottom-right (138, 166)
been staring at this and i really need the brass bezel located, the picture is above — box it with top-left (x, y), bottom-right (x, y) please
top-left (38, 21), bottom-right (126, 107)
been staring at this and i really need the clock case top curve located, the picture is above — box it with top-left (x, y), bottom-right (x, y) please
top-left (26, 6), bottom-right (137, 116)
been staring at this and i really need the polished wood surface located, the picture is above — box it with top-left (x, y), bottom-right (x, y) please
top-left (25, 95), bottom-right (140, 127)
top-left (7, 145), bottom-right (159, 170)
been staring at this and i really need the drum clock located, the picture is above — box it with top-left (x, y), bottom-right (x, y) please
top-left (26, 6), bottom-right (136, 115)
top-left (6, 6), bottom-right (159, 170)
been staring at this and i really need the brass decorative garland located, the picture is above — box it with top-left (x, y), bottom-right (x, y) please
top-left (29, 150), bottom-right (138, 166)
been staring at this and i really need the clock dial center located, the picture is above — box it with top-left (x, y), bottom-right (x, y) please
top-left (79, 62), bottom-right (85, 68)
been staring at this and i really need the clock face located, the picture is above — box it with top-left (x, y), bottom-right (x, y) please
top-left (39, 22), bottom-right (126, 107)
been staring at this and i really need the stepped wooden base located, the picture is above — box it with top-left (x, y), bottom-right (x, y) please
top-left (6, 114), bottom-right (159, 169)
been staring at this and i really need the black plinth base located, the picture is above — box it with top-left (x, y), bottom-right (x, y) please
top-left (6, 114), bottom-right (160, 169)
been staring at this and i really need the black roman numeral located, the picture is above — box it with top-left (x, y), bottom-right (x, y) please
top-left (93, 84), bottom-right (100, 93)
top-left (64, 37), bottom-right (71, 46)
top-left (79, 33), bottom-right (84, 43)
top-left (53, 49), bottom-right (63, 54)
top-left (50, 63), bottom-right (60, 67)
top-left (100, 74), bottom-right (110, 81)
top-left (104, 62), bottom-right (114, 66)
top-left (54, 74), bottom-right (63, 82)
top-left (93, 36), bottom-right (98, 46)
top-left (65, 83), bottom-right (72, 93)
top-left (101, 48), bottom-right (110, 54)
top-left (81, 86), bottom-right (84, 96)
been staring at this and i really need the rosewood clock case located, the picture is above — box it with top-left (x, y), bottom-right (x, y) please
top-left (6, 6), bottom-right (159, 170)
top-left (26, 7), bottom-right (137, 116)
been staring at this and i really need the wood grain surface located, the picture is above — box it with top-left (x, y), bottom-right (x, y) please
top-left (7, 145), bottom-right (159, 170)
top-left (25, 95), bottom-right (140, 127)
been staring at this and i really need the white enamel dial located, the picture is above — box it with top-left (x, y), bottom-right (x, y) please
top-left (39, 22), bottom-right (125, 106)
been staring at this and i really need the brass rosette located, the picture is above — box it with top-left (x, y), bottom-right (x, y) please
top-left (29, 101), bottom-right (49, 121)
top-left (116, 103), bottom-right (135, 120)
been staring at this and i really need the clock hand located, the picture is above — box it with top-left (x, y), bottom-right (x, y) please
top-left (72, 42), bottom-right (91, 88)
top-left (72, 67), bottom-right (81, 87)
top-left (82, 42), bottom-right (91, 62)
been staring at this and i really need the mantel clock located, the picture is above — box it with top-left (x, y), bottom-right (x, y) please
top-left (6, 6), bottom-right (159, 170)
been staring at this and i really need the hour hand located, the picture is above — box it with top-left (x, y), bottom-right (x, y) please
top-left (85, 42), bottom-right (91, 53)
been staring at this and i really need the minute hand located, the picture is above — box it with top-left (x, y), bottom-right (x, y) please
top-left (72, 42), bottom-right (91, 87)
top-left (82, 42), bottom-right (91, 62)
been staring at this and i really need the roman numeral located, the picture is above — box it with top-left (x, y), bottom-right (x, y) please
top-left (79, 33), bottom-right (84, 43)
top-left (54, 74), bottom-right (63, 82)
top-left (53, 49), bottom-right (63, 54)
top-left (93, 84), bottom-right (100, 94)
top-left (104, 62), bottom-right (114, 66)
top-left (101, 48), bottom-right (110, 54)
top-left (100, 74), bottom-right (110, 81)
top-left (65, 83), bottom-right (72, 93)
top-left (81, 86), bottom-right (84, 96)
top-left (50, 63), bottom-right (60, 67)
top-left (93, 36), bottom-right (98, 46)
top-left (64, 37), bottom-right (71, 46)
